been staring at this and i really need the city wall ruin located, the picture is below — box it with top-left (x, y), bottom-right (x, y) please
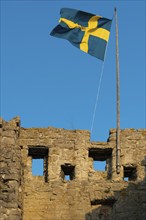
top-left (0, 117), bottom-right (146, 220)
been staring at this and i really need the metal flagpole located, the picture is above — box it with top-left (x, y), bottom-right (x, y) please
top-left (115, 8), bottom-right (121, 174)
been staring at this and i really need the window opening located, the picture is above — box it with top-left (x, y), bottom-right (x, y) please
top-left (32, 158), bottom-right (44, 176)
top-left (124, 177), bottom-right (129, 181)
top-left (89, 148), bottom-right (112, 172)
top-left (65, 175), bottom-right (70, 181)
top-left (61, 164), bottom-right (75, 181)
top-left (93, 160), bottom-right (106, 171)
top-left (28, 146), bottom-right (48, 182)
top-left (123, 166), bottom-right (137, 181)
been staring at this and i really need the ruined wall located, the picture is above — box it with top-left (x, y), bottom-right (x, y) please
top-left (0, 117), bottom-right (23, 220)
top-left (0, 117), bottom-right (146, 220)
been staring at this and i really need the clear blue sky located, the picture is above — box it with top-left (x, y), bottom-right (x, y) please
top-left (1, 0), bottom-right (145, 142)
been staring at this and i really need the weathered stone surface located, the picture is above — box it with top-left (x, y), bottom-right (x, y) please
top-left (0, 117), bottom-right (146, 220)
top-left (0, 117), bottom-right (22, 220)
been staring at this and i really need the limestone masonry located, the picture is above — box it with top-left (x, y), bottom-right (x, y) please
top-left (0, 117), bottom-right (146, 220)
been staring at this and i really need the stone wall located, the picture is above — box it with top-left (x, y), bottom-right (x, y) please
top-left (0, 117), bottom-right (146, 220)
top-left (0, 117), bottom-right (22, 220)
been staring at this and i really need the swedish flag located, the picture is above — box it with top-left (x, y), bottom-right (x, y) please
top-left (50, 8), bottom-right (112, 61)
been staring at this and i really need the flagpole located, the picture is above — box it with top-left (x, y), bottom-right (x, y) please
top-left (115, 8), bottom-right (121, 174)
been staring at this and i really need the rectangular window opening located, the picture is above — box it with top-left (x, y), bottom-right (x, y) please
top-left (61, 164), bottom-right (75, 181)
top-left (123, 166), bottom-right (137, 181)
top-left (124, 177), bottom-right (129, 181)
top-left (28, 146), bottom-right (49, 182)
top-left (32, 158), bottom-right (44, 176)
top-left (89, 148), bottom-right (112, 172)
top-left (65, 175), bottom-right (70, 181)
top-left (93, 160), bottom-right (106, 171)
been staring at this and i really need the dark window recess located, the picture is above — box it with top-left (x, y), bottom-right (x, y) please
top-left (16, 122), bottom-right (20, 127)
top-left (91, 197), bottom-right (116, 206)
top-left (61, 164), bottom-right (75, 181)
top-left (28, 146), bottom-right (49, 182)
top-left (89, 148), bottom-right (112, 172)
top-left (124, 166), bottom-right (137, 181)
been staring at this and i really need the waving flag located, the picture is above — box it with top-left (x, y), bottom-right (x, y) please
top-left (50, 8), bottom-right (112, 60)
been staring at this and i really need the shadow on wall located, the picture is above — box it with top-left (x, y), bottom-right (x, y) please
top-left (144, 156), bottom-right (146, 181)
top-left (85, 203), bottom-right (113, 220)
top-left (85, 156), bottom-right (146, 220)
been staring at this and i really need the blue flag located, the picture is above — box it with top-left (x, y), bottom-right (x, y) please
top-left (50, 8), bottom-right (112, 60)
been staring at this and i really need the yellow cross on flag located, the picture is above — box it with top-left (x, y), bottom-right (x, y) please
top-left (50, 8), bottom-right (112, 60)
